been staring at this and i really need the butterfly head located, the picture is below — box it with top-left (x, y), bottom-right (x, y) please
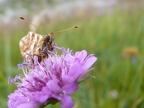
top-left (45, 33), bottom-right (54, 44)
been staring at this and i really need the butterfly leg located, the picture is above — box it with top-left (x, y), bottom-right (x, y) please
top-left (38, 50), bottom-right (48, 62)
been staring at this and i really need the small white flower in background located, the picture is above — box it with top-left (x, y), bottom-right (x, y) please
top-left (108, 89), bottom-right (119, 100)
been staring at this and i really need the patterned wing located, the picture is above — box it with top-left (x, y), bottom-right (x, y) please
top-left (19, 32), bottom-right (44, 61)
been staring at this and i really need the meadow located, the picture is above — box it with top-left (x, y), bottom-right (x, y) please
top-left (0, 1), bottom-right (144, 108)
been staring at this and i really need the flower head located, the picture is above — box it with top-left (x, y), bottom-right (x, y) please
top-left (8, 46), bottom-right (97, 108)
top-left (122, 47), bottom-right (139, 62)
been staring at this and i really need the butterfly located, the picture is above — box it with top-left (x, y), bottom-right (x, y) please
top-left (19, 16), bottom-right (78, 62)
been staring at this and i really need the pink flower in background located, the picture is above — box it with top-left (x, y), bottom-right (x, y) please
top-left (8, 46), bottom-right (97, 108)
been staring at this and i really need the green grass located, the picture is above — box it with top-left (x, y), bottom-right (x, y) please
top-left (1, 2), bottom-right (144, 108)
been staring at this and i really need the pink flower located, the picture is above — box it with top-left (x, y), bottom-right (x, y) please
top-left (8, 46), bottom-right (97, 108)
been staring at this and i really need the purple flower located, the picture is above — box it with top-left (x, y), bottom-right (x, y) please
top-left (8, 47), bottom-right (97, 108)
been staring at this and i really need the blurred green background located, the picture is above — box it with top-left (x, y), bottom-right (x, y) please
top-left (0, 0), bottom-right (144, 108)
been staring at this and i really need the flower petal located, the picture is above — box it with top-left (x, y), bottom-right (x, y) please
top-left (74, 50), bottom-right (87, 62)
top-left (61, 95), bottom-right (74, 108)
top-left (33, 91), bottom-right (49, 103)
top-left (16, 101), bottom-right (40, 108)
top-left (68, 63), bottom-right (82, 78)
top-left (62, 63), bottom-right (82, 84)
top-left (62, 82), bottom-right (78, 94)
top-left (82, 56), bottom-right (97, 71)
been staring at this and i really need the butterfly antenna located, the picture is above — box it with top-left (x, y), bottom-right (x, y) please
top-left (19, 16), bottom-right (49, 35)
top-left (52, 25), bottom-right (78, 35)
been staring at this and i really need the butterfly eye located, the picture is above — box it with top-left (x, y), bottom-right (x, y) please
top-left (45, 36), bottom-right (50, 42)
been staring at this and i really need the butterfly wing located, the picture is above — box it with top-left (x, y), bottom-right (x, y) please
top-left (19, 31), bottom-right (44, 61)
